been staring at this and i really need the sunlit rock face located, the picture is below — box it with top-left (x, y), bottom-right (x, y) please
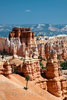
top-left (4, 27), bottom-right (36, 57)
top-left (0, 61), bottom-right (12, 76)
top-left (46, 50), bottom-right (62, 97)
top-left (7, 27), bottom-right (47, 90)
top-left (3, 61), bottom-right (12, 75)
top-left (7, 27), bottom-right (41, 80)
top-left (0, 27), bottom-right (67, 99)
top-left (46, 49), bottom-right (67, 98)
top-left (0, 27), bottom-right (42, 80)
top-left (9, 27), bottom-right (35, 46)
top-left (46, 50), bottom-right (59, 79)
top-left (44, 36), bottom-right (67, 61)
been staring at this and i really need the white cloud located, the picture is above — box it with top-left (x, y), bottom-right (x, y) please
top-left (25, 9), bottom-right (31, 13)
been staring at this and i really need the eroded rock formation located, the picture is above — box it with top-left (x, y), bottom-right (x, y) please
top-left (46, 49), bottom-right (67, 98)
top-left (0, 61), bottom-right (12, 76)
top-left (0, 27), bottom-right (67, 99)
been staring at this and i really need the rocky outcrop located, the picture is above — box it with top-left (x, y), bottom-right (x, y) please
top-left (46, 49), bottom-right (67, 98)
top-left (3, 61), bottom-right (12, 75)
top-left (61, 77), bottom-right (67, 98)
top-left (46, 50), bottom-right (62, 97)
top-left (47, 78), bottom-right (62, 97)
top-left (0, 61), bottom-right (12, 76)
top-left (0, 27), bottom-right (67, 99)
top-left (0, 61), bottom-right (4, 74)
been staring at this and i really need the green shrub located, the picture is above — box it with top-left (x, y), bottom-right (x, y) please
top-left (41, 66), bottom-right (46, 69)
top-left (39, 62), bottom-right (43, 67)
top-left (60, 60), bottom-right (67, 70)
top-left (38, 56), bottom-right (46, 61)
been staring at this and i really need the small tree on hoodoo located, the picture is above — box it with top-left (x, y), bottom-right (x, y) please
top-left (24, 76), bottom-right (30, 90)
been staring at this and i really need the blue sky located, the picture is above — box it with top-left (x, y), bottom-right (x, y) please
top-left (0, 0), bottom-right (67, 24)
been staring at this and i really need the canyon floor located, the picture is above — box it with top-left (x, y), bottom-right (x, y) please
top-left (0, 74), bottom-right (63, 100)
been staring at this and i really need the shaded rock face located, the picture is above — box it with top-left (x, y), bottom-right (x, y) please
top-left (47, 80), bottom-right (62, 97)
top-left (61, 80), bottom-right (67, 97)
top-left (63, 97), bottom-right (67, 100)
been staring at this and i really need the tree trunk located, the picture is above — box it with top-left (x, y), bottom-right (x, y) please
top-left (26, 81), bottom-right (28, 89)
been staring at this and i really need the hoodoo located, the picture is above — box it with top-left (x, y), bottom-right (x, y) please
top-left (0, 27), bottom-right (67, 100)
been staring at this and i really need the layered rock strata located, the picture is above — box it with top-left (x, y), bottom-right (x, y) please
top-left (0, 61), bottom-right (12, 76)
top-left (46, 49), bottom-right (67, 98)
